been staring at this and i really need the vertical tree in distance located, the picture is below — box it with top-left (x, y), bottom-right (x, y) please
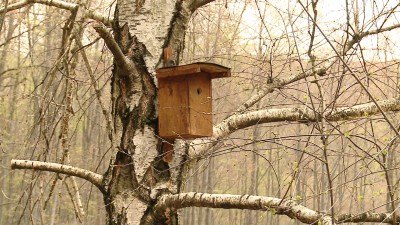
top-left (2, 0), bottom-right (400, 224)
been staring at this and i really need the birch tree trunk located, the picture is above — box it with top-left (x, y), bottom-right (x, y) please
top-left (100, 1), bottom-right (194, 224)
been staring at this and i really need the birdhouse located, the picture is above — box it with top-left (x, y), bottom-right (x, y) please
top-left (156, 62), bottom-right (231, 139)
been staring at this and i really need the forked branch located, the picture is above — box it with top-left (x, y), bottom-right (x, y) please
top-left (11, 160), bottom-right (103, 190)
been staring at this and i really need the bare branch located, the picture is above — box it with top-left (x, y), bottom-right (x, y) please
top-left (337, 212), bottom-right (398, 224)
top-left (67, 176), bottom-right (86, 219)
top-left (361, 23), bottom-right (400, 38)
top-left (84, 8), bottom-right (113, 27)
top-left (155, 192), bottom-right (333, 225)
top-left (189, 97), bottom-right (400, 158)
top-left (155, 192), bottom-right (400, 224)
top-left (92, 23), bottom-right (136, 76)
top-left (297, 0), bottom-right (399, 137)
top-left (187, 1), bottom-right (400, 159)
top-left (64, 178), bottom-right (84, 224)
top-left (74, 35), bottom-right (113, 142)
top-left (233, 68), bottom-right (325, 116)
top-left (0, 0), bottom-right (9, 33)
top-left (11, 160), bottom-right (103, 189)
top-left (2, 0), bottom-right (77, 12)
top-left (0, 0), bottom-right (113, 26)
top-left (189, 0), bottom-right (216, 12)
top-left (235, 20), bottom-right (400, 119)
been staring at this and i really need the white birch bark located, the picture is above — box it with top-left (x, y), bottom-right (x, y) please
top-left (132, 126), bottom-right (159, 182)
top-left (99, 1), bottom-right (196, 224)
top-left (11, 160), bottom-right (103, 188)
top-left (156, 192), bottom-right (400, 224)
top-left (155, 192), bottom-right (334, 225)
top-left (189, 97), bottom-right (400, 158)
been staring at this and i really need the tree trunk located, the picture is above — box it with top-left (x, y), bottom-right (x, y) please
top-left (101, 1), bottom-right (192, 224)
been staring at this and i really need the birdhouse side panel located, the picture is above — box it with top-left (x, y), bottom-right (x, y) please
top-left (188, 73), bottom-right (213, 137)
top-left (158, 77), bottom-right (190, 138)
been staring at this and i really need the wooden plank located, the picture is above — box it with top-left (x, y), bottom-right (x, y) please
top-left (188, 73), bottom-right (213, 137)
top-left (158, 76), bottom-right (190, 138)
top-left (163, 48), bottom-right (174, 67)
top-left (160, 133), bottom-right (213, 139)
top-left (157, 66), bottom-right (201, 78)
top-left (197, 62), bottom-right (231, 78)
top-left (156, 62), bottom-right (231, 79)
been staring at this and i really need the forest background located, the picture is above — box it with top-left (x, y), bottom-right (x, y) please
top-left (1, 0), bottom-right (400, 224)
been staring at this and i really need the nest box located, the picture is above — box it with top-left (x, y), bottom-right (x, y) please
top-left (156, 62), bottom-right (231, 139)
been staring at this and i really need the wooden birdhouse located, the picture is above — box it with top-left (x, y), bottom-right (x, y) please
top-left (156, 62), bottom-right (231, 139)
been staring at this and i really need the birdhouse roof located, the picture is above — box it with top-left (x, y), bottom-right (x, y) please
top-left (156, 62), bottom-right (231, 79)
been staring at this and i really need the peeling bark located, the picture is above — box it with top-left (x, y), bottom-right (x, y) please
top-left (101, 0), bottom-right (195, 224)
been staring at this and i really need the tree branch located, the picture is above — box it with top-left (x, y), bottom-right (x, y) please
top-left (0, 0), bottom-right (113, 26)
top-left (337, 212), bottom-right (398, 224)
top-left (11, 160), bottom-right (103, 190)
top-left (155, 192), bottom-right (400, 225)
top-left (297, 0), bottom-right (400, 138)
top-left (155, 192), bottom-right (333, 225)
top-left (361, 23), bottom-right (400, 37)
top-left (234, 20), bottom-right (400, 120)
top-left (189, 0), bottom-right (216, 12)
top-left (234, 68), bottom-right (327, 116)
top-left (189, 97), bottom-right (400, 158)
top-left (185, 12), bottom-right (400, 207)
top-left (92, 23), bottom-right (136, 76)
